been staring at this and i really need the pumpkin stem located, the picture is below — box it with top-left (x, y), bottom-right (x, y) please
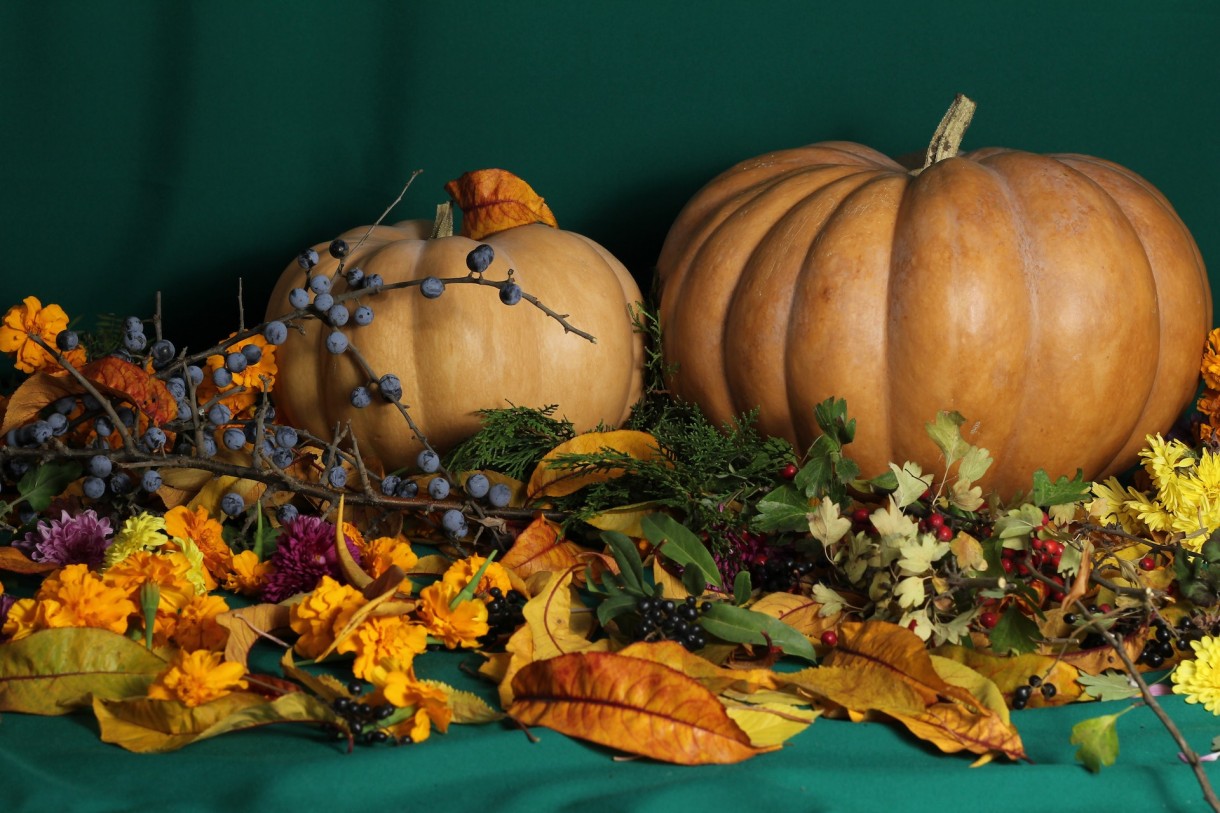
top-left (431, 202), bottom-right (455, 239)
top-left (920, 93), bottom-right (977, 171)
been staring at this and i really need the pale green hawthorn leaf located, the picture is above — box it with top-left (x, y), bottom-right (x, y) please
top-left (1071, 710), bottom-right (1129, 772)
top-left (1077, 672), bottom-right (1140, 703)
top-left (1032, 468), bottom-right (1091, 507)
top-left (810, 583), bottom-right (847, 617)
top-left (868, 571), bottom-right (894, 603)
top-left (901, 607), bottom-right (934, 641)
top-left (995, 503), bottom-right (1046, 540)
top-left (1048, 502), bottom-right (1079, 527)
top-left (948, 479), bottom-right (984, 513)
top-left (808, 496), bottom-right (853, 547)
top-left (930, 610), bottom-right (976, 646)
top-left (894, 575), bottom-right (927, 609)
top-left (956, 444), bottom-right (993, 485)
top-left (897, 534), bottom-right (951, 576)
top-left (1056, 538), bottom-right (1082, 578)
top-left (844, 533), bottom-right (876, 583)
top-left (889, 462), bottom-right (933, 509)
top-left (925, 411), bottom-right (971, 469)
top-left (870, 498), bottom-right (918, 553)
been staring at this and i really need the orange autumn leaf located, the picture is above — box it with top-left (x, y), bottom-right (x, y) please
top-left (499, 516), bottom-right (583, 580)
top-left (445, 168), bottom-right (558, 240)
top-left (508, 650), bottom-right (775, 765)
top-left (0, 373), bottom-right (76, 436)
top-left (0, 546), bottom-right (59, 575)
top-left (82, 356), bottom-right (177, 427)
top-left (616, 640), bottom-right (780, 697)
top-left (749, 592), bottom-right (840, 641)
top-left (527, 430), bottom-right (668, 500)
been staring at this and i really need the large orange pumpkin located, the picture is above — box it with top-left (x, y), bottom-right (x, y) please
top-left (657, 96), bottom-right (1211, 497)
top-left (266, 170), bottom-right (645, 474)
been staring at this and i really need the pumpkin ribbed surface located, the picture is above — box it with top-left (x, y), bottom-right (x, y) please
top-left (657, 141), bottom-right (1211, 496)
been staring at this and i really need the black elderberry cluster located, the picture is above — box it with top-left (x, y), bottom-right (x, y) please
top-left (329, 691), bottom-right (397, 745)
top-left (633, 595), bottom-right (710, 651)
top-left (480, 586), bottom-right (527, 648)
top-left (749, 553), bottom-right (815, 593)
top-left (1011, 673), bottom-right (1056, 711)
top-left (1137, 617), bottom-right (1194, 669)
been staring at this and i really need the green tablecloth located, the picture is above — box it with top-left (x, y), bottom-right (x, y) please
top-left (2, 648), bottom-right (1218, 813)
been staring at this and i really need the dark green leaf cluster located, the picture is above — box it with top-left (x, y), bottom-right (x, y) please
top-left (1174, 531), bottom-right (1220, 606)
top-left (444, 404), bottom-right (575, 481)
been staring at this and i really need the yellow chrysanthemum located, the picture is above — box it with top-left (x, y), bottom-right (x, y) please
top-left (288, 576), bottom-right (367, 660)
top-left (367, 666), bottom-right (452, 743)
top-left (222, 550), bottom-right (273, 596)
top-left (417, 580), bottom-right (488, 649)
top-left (198, 333), bottom-right (277, 416)
top-left (164, 505), bottom-right (232, 583)
top-left (171, 593), bottom-right (232, 652)
top-left (335, 615), bottom-right (428, 679)
top-left (1173, 636), bottom-right (1220, 714)
top-left (1088, 477), bottom-right (1147, 536)
top-left (104, 512), bottom-right (168, 569)
top-left (26, 563), bottom-right (137, 636)
top-left (0, 296), bottom-right (85, 374)
top-left (1202, 328), bottom-right (1220, 391)
top-left (363, 536), bottom-right (419, 584)
top-left (147, 649), bottom-right (248, 708)
top-left (441, 555), bottom-right (513, 598)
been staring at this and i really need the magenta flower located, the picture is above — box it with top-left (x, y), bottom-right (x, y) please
top-left (261, 515), bottom-right (362, 603)
top-left (16, 509), bottom-right (114, 567)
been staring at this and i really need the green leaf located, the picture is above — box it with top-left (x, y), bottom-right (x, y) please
top-left (595, 592), bottom-right (640, 628)
top-left (889, 462), bottom-right (933, 508)
top-left (796, 435), bottom-right (838, 497)
top-left (0, 627), bottom-right (167, 714)
top-left (1070, 709), bottom-right (1129, 772)
top-left (699, 602), bottom-right (817, 662)
top-left (732, 569), bottom-right (752, 606)
top-left (643, 513), bottom-right (722, 588)
top-left (18, 461), bottom-right (83, 512)
top-left (1031, 469), bottom-right (1090, 507)
top-left (753, 484), bottom-right (812, 533)
top-left (988, 605), bottom-right (1041, 655)
top-left (813, 397), bottom-right (855, 445)
top-left (956, 445), bottom-right (993, 485)
top-left (1077, 672), bottom-right (1141, 702)
top-left (601, 530), bottom-right (646, 594)
top-left (925, 411), bottom-right (970, 469)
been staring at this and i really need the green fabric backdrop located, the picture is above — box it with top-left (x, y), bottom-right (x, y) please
top-left (3, 2), bottom-right (1220, 809)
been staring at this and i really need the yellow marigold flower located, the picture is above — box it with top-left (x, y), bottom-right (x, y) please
top-left (222, 550), bottom-right (272, 596)
top-left (33, 563), bottom-right (136, 635)
top-left (171, 593), bottom-right (232, 652)
top-left (1173, 635), bottom-right (1220, 714)
top-left (363, 536), bottom-right (419, 583)
top-left (104, 512), bottom-right (168, 569)
top-left (1202, 328), bottom-right (1220, 391)
top-left (335, 615), bottom-right (428, 679)
top-left (417, 580), bottom-right (488, 649)
top-left (368, 666), bottom-right (452, 742)
top-left (2, 598), bottom-right (48, 641)
top-left (199, 333), bottom-right (277, 416)
top-left (147, 649), bottom-right (248, 708)
top-left (441, 555), bottom-right (513, 598)
top-left (288, 576), bottom-right (366, 660)
top-left (164, 505), bottom-right (232, 583)
top-left (0, 296), bottom-right (84, 374)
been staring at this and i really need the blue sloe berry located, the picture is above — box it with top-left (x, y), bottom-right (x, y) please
top-left (277, 503), bottom-right (300, 524)
top-left (186, 365), bottom-right (204, 386)
top-left (46, 412), bottom-right (68, 435)
top-left (380, 474), bottom-right (401, 496)
top-left (326, 331), bottom-right (349, 354)
top-left (51, 396), bottom-right (77, 414)
top-left (363, 272), bottom-right (383, 291)
top-left (141, 469), bottom-right (162, 492)
top-left (176, 399), bottom-right (193, 421)
top-left (395, 479), bottom-right (419, 499)
top-left (270, 447), bottom-right (294, 469)
top-left (327, 304), bottom-right (350, 327)
top-left (263, 321), bottom-right (288, 345)
top-left (420, 277), bottom-right (444, 299)
top-left (308, 274), bottom-right (332, 295)
top-left (274, 426), bottom-right (298, 448)
top-left (28, 420), bottom-right (53, 445)
top-left (499, 282), bottom-right (522, 306)
top-left (123, 331), bottom-right (147, 353)
top-left (441, 509), bottom-right (468, 537)
top-left (150, 339), bottom-right (176, 366)
top-left (109, 471), bottom-right (133, 495)
top-left (288, 287), bottom-right (310, 309)
top-left (199, 434), bottom-right (218, 458)
top-left (220, 491), bottom-right (245, 516)
top-left (94, 416), bottom-right (114, 437)
top-left (82, 476), bottom-right (106, 500)
top-left (165, 377), bottom-right (187, 400)
top-left (417, 449), bottom-right (440, 473)
top-left (56, 330), bottom-right (80, 351)
top-left (352, 306), bottom-right (373, 326)
top-left (378, 374), bottom-right (402, 402)
top-left (325, 466), bottom-right (348, 489)
top-left (329, 239), bottom-right (349, 259)
top-left (241, 344), bottom-right (263, 364)
top-left (345, 267), bottom-right (364, 286)
top-left (212, 367), bottom-right (232, 388)
top-left (466, 244), bottom-right (495, 274)
top-left (350, 386), bottom-right (371, 408)
top-left (123, 316), bottom-right (144, 335)
top-left (487, 483), bottom-right (511, 508)
top-left (427, 476), bottom-right (450, 500)
top-left (207, 403), bottom-right (232, 426)
top-left (224, 352), bottom-right (248, 373)
top-left (142, 427), bottom-right (167, 450)
top-left (464, 473), bottom-right (490, 500)
top-left (297, 248), bottom-right (319, 269)
top-left (312, 292), bottom-right (334, 313)
top-left (222, 427), bottom-right (247, 450)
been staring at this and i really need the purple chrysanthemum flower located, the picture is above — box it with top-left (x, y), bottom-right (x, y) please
top-left (0, 593), bottom-right (16, 635)
top-left (261, 515), bottom-right (362, 603)
top-left (16, 509), bottom-right (114, 567)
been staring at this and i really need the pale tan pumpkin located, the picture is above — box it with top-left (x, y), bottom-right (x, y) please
top-left (266, 172), bottom-right (645, 474)
top-left (657, 97), bottom-right (1211, 497)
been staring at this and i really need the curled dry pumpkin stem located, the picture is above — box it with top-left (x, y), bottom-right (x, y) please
top-left (919, 92), bottom-right (977, 172)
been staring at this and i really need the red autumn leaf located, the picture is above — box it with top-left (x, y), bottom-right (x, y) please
top-left (445, 168), bottom-right (559, 240)
top-left (82, 356), bottom-right (176, 426)
top-left (508, 650), bottom-right (774, 765)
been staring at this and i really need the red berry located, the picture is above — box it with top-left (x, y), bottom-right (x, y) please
top-left (1030, 537), bottom-right (1044, 551)
top-left (780, 463), bottom-right (799, 480)
top-left (820, 630), bottom-right (839, 647)
top-left (1001, 558), bottom-right (1015, 574)
top-left (1138, 556), bottom-right (1156, 571)
top-left (851, 507), bottom-right (870, 524)
top-left (979, 610), bottom-right (1000, 629)
top-left (935, 524), bottom-right (954, 542)
top-left (927, 513), bottom-right (945, 529)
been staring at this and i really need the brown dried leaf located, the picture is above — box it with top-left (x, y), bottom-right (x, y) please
top-left (527, 430), bottom-right (668, 500)
top-left (500, 516), bottom-right (582, 581)
top-left (445, 168), bottom-right (559, 240)
top-left (0, 373), bottom-right (77, 435)
top-left (0, 546), bottom-right (59, 575)
top-left (508, 651), bottom-right (774, 764)
top-left (83, 356), bottom-right (176, 426)
top-left (216, 603), bottom-right (292, 669)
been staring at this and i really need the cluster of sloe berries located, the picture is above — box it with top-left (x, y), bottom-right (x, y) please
top-left (632, 595), bottom-right (711, 651)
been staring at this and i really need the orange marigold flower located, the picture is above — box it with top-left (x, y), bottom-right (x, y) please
top-left (171, 593), bottom-right (232, 652)
top-left (103, 550), bottom-right (197, 607)
top-left (417, 580), bottom-right (488, 649)
top-left (24, 563), bottom-right (137, 636)
top-left (441, 555), bottom-right (513, 598)
top-left (1204, 329), bottom-right (1220, 392)
top-left (164, 505), bottom-right (232, 582)
top-left (223, 550), bottom-right (273, 596)
top-left (363, 535), bottom-right (419, 584)
top-left (147, 649), bottom-right (248, 707)
top-left (2, 598), bottom-right (49, 641)
top-left (368, 666), bottom-right (452, 742)
top-left (335, 615), bottom-right (428, 679)
top-left (0, 296), bottom-right (84, 374)
top-left (288, 575), bottom-right (367, 659)
top-left (198, 333), bottom-right (277, 416)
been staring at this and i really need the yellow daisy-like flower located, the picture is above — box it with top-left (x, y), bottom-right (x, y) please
top-left (171, 593), bottom-right (232, 652)
top-left (164, 505), bottom-right (232, 583)
top-left (363, 536), bottom-right (419, 583)
top-left (0, 296), bottom-right (84, 374)
top-left (288, 575), bottom-right (367, 660)
top-left (1202, 328), bottom-right (1220, 392)
top-left (367, 666), bottom-right (452, 742)
top-left (29, 563), bottom-right (137, 636)
top-left (335, 615), bottom-right (428, 680)
top-left (1140, 434), bottom-right (1196, 511)
top-left (1088, 477), bottom-right (1147, 536)
top-left (147, 649), bottom-right (248, 708)
top-left (441, 555), bottom-right (513, 598)
top-left (199, 333), bottom-right (277, 416)
top-left (1172, 635), bottom-right (1220, 714)
top-left (222, 550), bottom-right (273, 596)
top-left (104, 512), bottom-right (168, 569)
top-left (417, 580), bottom-right (489, 649)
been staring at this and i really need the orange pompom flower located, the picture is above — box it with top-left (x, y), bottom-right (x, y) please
top-left (147, 649), bottom-right (248, 707)
top-left (417, 580), bottom-right (488, 649)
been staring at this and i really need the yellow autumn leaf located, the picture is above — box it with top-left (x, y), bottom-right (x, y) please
top-left (723, 700), bottom-right (821, 748)
top-left (527, 430), bottom-right (668, 500)
top-left (585, 502), bottom-right (662, 539)
top-left (499, 516), bottom-right (583, 581)
top-left (749, 592), bottom-right (839, 640)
